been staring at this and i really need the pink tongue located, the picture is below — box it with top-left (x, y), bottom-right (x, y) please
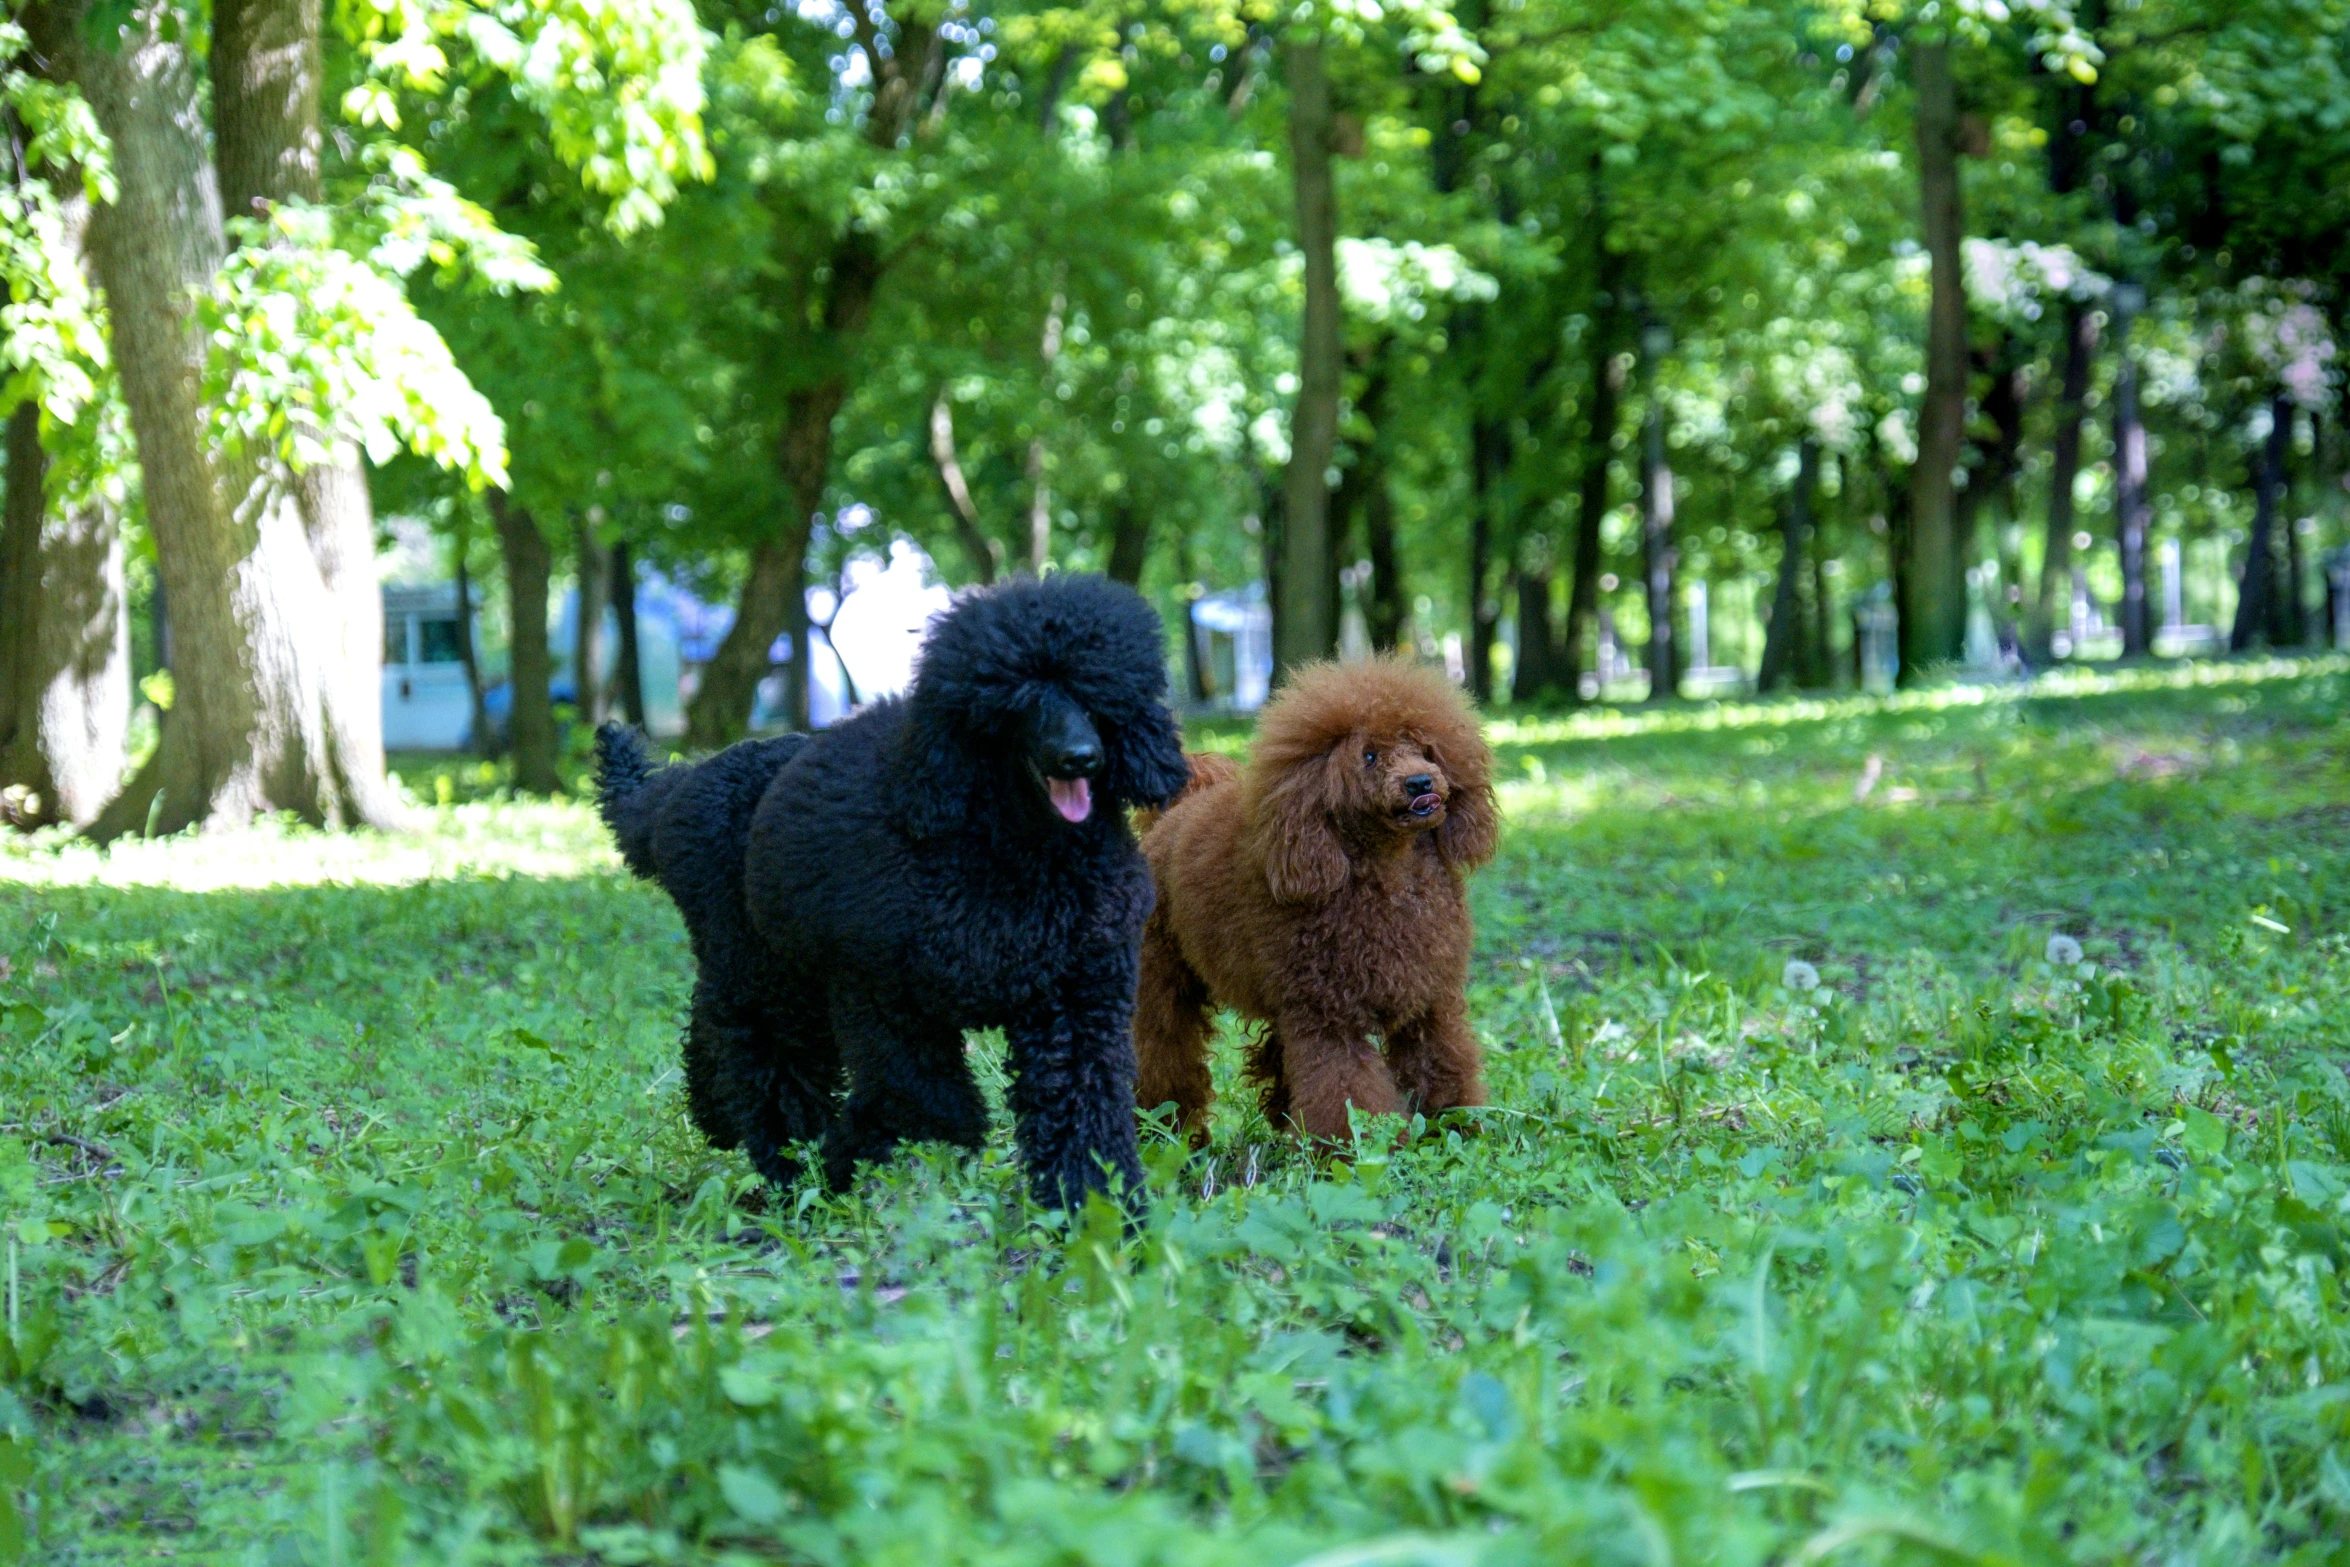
top-left (1048, 776), bottom-right (1092, 823)
top-left (1412, 793), bottom-right (1441, 814)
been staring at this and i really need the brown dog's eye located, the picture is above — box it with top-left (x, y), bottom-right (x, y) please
top-left (1362, 747), bottom-right (1377, 766)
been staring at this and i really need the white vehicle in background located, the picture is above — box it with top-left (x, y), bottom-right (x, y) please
top-left (381, 584), bottom-right (477, 751)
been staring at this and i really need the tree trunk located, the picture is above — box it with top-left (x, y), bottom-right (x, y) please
top-left (31, 0), bottom-right (380, 841)
top-left (2028, 300), bottom-right (2095, 661)
top-left (1954, 338), bottom-right (2025, 586)
top-left (1466, 414), bottom-right (1508, 701)
top-left (2111, 290), bottom-right (2153, 657)
top-left (686, 3), bottom-right (927, 739)
top-left (927, 394), bottom-right (1000, 583)
top-left (1175, 530), bottom-right (1212, 703)
top-left (1803, 457), bottom-right (1836, 688)
top-left (216, 0), bottom-right (399, 829)
top-left (689, 514), bottom-right (812, 746)
top-left (1903, 38), bottom-right (1967, 680)
top-left (450, 519), bottom-right (494, 757)
top-left (1758, 438), bottom-right (1818, 693)
top-left (1510, 563), bottom-right (1560, 702)
top-left (1274, 36), bottom-right (1341, 679)
top-left (211, 0), bottom-right (321, 229)
top-left (1362, 461), bottom-right (1405, 652)
top-left (1560, 318), bottom-right (1623, 704)
top-left (0, 405), bottom-right (37, 753)
top-left (1105, 502), bottom-right (1150, 587)
top-left (0, 401), bottom-right (130, 826)
top-left (688, 222), bottom-right (881, 746)
top-left (2232, 395), bottom-right (2291, 652)
top-left (1641, 396), bottom-right (1677, 700)
top-left (2282, 470), bottom-right (2309, 646)
top-left (1028, 285), bottom-right (1065, 574)
top-left (612, 539), bottom-right (645, 727)
top-left (571, 517), bottom-right (610, 727)
top-left (297, 460), bottom-right (399, 822)
top-left (490, 489), bottom-right (560, 793)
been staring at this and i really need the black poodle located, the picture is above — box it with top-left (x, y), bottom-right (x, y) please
top-left (595, 574), bottom-right (1190, 1212)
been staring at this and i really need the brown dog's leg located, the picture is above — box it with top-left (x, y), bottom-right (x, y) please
top-left (1277, 1011), bottom-right (1402, 1142)
top-left (1386, 996), bottom-right (1488, 1119)
top-left (1133, 915), bottom-right (1217, 1144)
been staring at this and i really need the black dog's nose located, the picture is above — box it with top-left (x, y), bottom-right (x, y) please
top-left (1025, 687), bottom-right (1107, 778)
top-left (1047, 734), bottom-right (1104, 778)
top-left (1404, 773), bottom-right (1435, 795)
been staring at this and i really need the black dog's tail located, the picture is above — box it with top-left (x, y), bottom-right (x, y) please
top-left (594, 721), bottom-right (671, 879)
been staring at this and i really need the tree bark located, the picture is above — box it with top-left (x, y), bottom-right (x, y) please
top-left (450, 519), bottom-right (494, 757)
top-left (2231, 395), bottom-right (2292, 652)
top-left (612, 539), bottom-right (645, 727)
top-left (31, 0), bottom-right (384, 841)
top-left (687, 232), bottom-right (879, 745)
top-left (490, 489), bottom-right (560, 793)
top-left (1362, 461), bottom-right (1405, 652)
top-left (1274, 36), bottom-right (1341, 679)
top-left (686, 0), bottom-right (924, 744)
top-left (1953, 337), bottom-right (2026, 586)
top-left (0, 405), bottom-right (36, 752)
top-left (2282, 467), bottom-right (2309, 646)
top-left (1466, 414), bottom-right (1508, 702)
top-left (1510, 563), bottom-right (1560, 702)
top-left (1560, 326), bottom-right (1623, 706)
top-left (211, 0), bottom-right (321, 229)
top-left (1028, 286), bottom-right (1065, 574)
top-left (571, 517), bottom-right (610, 727)
top-left (0, 401), bottom-right (130, 826)
top-left (216, 0), bottom-right (400, 829)
top-left (2110, 289), bottom-right (2153, 657)
top-left (1758, 438), bottom-right (1818, 692)
top-left (927, 394), bottom-right (1001, 583)
top-left (1641, 395), bottom-right (1677, 700)
top-left (686, 392), bottom-right (829, 745)
top-left (1105, 502), bottom-right (1150, 587)
top-left (1803, 456), bottom-right (1836, 689)
top-left (2028, 300), bottom-right (2096, 661)
top-left (1903, 38), bottom-right (1968, 680)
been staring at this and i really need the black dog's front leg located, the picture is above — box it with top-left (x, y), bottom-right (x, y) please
top-left (820, 990), bottom-right (987, 1194)
top-left (1005, 967), bottom-right (1148, 1215)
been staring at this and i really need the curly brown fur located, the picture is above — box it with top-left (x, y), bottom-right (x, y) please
top-left (1132, 655), bottom-right (1499, 1145)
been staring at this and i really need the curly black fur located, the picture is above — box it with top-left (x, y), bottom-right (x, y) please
top-left (595, 574), bottom-right (1190, 1212)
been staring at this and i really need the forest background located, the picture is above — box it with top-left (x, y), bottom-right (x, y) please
top-left (2, 0), bottom-right (2348, 832)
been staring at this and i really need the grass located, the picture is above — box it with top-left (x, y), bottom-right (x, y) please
top-left (5, 658), bottom-right (2350, 1565)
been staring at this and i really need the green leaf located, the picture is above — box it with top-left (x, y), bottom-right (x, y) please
top-left (2182, 1107), bottom-right (2228, 1161)
top-left (716, 1463), bottom-right (788, 1525)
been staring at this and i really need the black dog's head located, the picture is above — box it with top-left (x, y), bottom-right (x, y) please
top-left (896, 574), bottom-right (1191, 839)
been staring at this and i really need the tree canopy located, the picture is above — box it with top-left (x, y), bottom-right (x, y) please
top-left (3, 0), bottom-right (2348, 823)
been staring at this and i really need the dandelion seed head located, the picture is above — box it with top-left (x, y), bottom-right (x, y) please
top-left (1782, 959), bottom-right (1821, 992)
top-left (2045, 934), bottom-right (2084, 967)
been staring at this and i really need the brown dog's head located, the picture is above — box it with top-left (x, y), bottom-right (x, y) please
top-left (1241, 655), bottom-right (1499, 903)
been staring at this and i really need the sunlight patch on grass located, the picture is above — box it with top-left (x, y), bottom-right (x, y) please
top-left (0, 799), bottom-right (617, 890)
top-left (1486, 653), bottom-right (2347, 749)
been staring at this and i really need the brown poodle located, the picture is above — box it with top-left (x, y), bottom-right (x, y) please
top-left (1133, 656), bottom-right (1500, 1144)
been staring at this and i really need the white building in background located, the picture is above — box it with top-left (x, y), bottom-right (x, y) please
top-left (1189, 584), bottom-right (1272, 712)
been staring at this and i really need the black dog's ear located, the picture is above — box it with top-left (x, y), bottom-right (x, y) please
top-left (894, 706), bottom-right (980, 840)
top-left (1105, 696), bottom-right (1191, 809)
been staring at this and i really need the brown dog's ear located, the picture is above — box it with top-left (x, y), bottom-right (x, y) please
top-left (1437, 777), bottom-right (1500, 870)
top-left (1249, 756), bottom-right (1350, 904)
top-left (1422, 723), bottom-right (1500, 871)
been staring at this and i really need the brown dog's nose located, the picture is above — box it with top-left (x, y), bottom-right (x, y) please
top-left (1404, 773), bottom-right (1435, 795)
